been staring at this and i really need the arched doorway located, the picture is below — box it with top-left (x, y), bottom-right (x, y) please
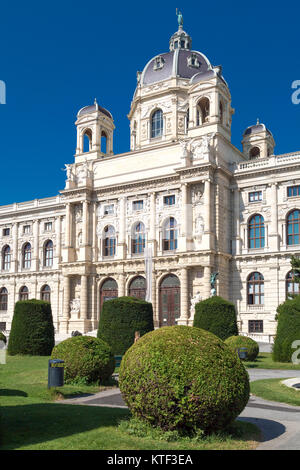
top-left (128, 276), bottom-right (146, 300)
top-left (100, 278), bottom-right (118, 310)
top-left (159, 274), bottom-right (180, 326)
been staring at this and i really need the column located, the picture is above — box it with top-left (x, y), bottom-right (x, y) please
top-left (92, 202), bottom-right (98, 261)
top-left (118, 197), bottom-right (126, 259)
top-left (33, 219), bottom-right (40, 271)
top-left (233, 189), bottom-right (241, 255)
top-left (12, 222), bottom-right (18, 272)
top-left (180, 183), bottom-right (188, 251)
top-left (56, 216), bottom-right (62, 264)
top-left (203, 265), bottom-right (211, 299)
top-left (82, 200), bottom-right (89, 246)
top-left (65, 203), bottom-right (71, 247)
top-left (149, 192), bottom-right (157, 256)
top-left (178, 267), bottom-right (189, 325)
top-left (80, 275), bottom-right (88, 320)
top-left (203, 179), bottom-right (212, 249)
top-left (269, 183), bottom-right (279, 251)
top-left (152, 272), bottom-right (158, 327)
top-left (62, 276), bottom-right (70, 320)
top-left (118, 274), bottom-right (126, 297)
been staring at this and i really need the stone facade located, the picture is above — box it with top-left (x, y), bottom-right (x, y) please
top-left (0, 23), bottom-right (299, 342)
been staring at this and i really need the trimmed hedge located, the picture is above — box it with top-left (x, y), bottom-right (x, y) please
top-left (7, 300), bottom-right (54, 356)
top-left (119, 325), bottom-right (250, 433)
top-left (225, 335), bottom-right (259, 361)
top-left (272, 295), bottom-right (300, 362)
top-left (193, 296), bottom-right (238, 340)
top-left (97, 296), bottom-right (154, 355)
top-left (51, 336), bottom-right (115, 384)
top-left (0, 331), bottom-right (6, 345)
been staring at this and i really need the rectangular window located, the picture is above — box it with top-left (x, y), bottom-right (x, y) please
top-left (23, 225), bottom-right (30, 234)
top-left (3, 228), bottom-right (10, 236)
top-left (44, 222), bottom-right (52, 231)
top-left (0, 322), bottom-right (6, 331)
top-left (164, 195), bottom-right (175, 206)
top-left (287, 186), bottom-right (300, 197)
top-left (248, 320), bottom-right (263, 333)
top-left (133, 200), bottom-right (143, 211)
top-left (104, 204), bottom-right (114, 215)
top-left (249, 191), bottom-right (262, 202)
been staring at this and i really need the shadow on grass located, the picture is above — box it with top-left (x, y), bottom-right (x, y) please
top-left (0, 389), bottom-right (28, 397)
top-left (244, 355), bottom-right (265, 369)
top-left (0, 403), bottom-right (130, 450)
top-left (238, 417), bottom-right (285, 442)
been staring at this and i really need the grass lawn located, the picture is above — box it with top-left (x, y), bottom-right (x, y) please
top-left (251, 378), bottom-right (300, 407)
top-left (0, 355), bottom-right (260, 450)
top-left (245, 352), bottom-right (300, 370)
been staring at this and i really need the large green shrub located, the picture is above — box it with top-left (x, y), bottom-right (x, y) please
top-left (7, 300), bottom-right (54, 356)
top-left (272, 295), bottom-right (300, 362)
top-left (225, 335), bottom-right (259, 361)
top-left (119, 325), bottom-right (249, 433)
top-left (193, 296), bottom-right (238, 340)
top-left (97, 296), bottom-right (154, 355)
top-left (51, 336), bottom-right (115, 384)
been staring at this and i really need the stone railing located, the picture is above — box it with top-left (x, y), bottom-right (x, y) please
top-left (0, 195), bottom-right (62, 214)
top-left (233, 151), bottom-right (300, 173)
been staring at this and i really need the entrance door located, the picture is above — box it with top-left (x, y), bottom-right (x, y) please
top-left (100, 278), bottom-right (118, 310)
top-left (159, 274), bottom-right (180, 326)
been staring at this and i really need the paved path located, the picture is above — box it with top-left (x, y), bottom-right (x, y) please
top-left (60, 369), bottom-right (300, 450)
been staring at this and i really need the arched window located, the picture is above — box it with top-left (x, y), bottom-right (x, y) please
top-left (132, 222), bottom-right (145, 254)
top-left (247, 272), bottom-right (264, 305)
top-left (2, 245), bottom-right (11, 271)
top-left (151, 109), bottom-right (163, 138)
top-left (287, 210), bottom-right (300, 245)
top-left (163, 217), bottom-right (178, 251)
top-left (41, 284), bottom-right (51, 302)
top-left (83, 129), bottom-right (92, 153)
top-left (0, 287), bottom-right (8, 311)
top-left (249, 147), bottom-right (260, 159)
top-left (44, 240), bottom-right (53, 267)
top-left (128, 276), bottom-right (146, 299)
top-left (101, 131), bottom-right (107, 154)
top-left (23, 243), bottom-right (31, 269)
top-left (196, 97), bottom-right (210, 126)
top-left (103, 225), bottom-right (116, 257)
top-left (186, 108), bottom-right (189, 131)
top-left (100, 277), bottom-right (118, 308)
top-left (19, 286), bottom-right (29, 301)
top-left (248, 214), bottom-right (265, 249)
top-left (286, 270), bottom-right (300, 299)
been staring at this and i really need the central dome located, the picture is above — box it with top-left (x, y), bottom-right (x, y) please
top-left (141, 48), bottom-right (212, 86)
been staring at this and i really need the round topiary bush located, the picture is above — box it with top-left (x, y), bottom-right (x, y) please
top-left (225, 335), bottom-right (259, 361)
top-left (273, 295), bottom-right (300, 362)
top-left (97, 296), bottom-right (154, 355)
top-left (51, 336), bottom-right (115, 384)
top-left (119, 325), bottom-right (249, 433)
top-left (7, 300), bottom-right (54, 356)
top-left (0, 331), bottom-right (6, 345)
top-left (193, 296), bottom-right (238, 340)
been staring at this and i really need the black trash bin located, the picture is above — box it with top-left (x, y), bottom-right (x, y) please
top-left (48, 359), bottom-right (64, 388)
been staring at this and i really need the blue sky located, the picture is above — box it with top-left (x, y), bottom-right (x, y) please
top-left (0, 0), bottom-right (299, 204)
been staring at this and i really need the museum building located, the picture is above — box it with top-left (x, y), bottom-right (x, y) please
top-left (0, 20), bottom-right (299, 342)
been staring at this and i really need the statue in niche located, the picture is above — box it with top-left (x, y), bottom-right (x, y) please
top-left (195, 215), bottom-right (204, 241)
top-left (70, 298), bottom-right (80, 316)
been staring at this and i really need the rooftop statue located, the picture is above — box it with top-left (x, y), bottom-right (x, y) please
top-left (176, 8), bottom-right (183, 27)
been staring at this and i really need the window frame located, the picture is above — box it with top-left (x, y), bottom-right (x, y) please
top-left (247, 272), bottom-right (264, 305)
top-left (287, 210), bottom-right (300, 246)
top-left (248, 320), bottom-right (263, 333)
top-left (151, 109), bottom-right (163, 139)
